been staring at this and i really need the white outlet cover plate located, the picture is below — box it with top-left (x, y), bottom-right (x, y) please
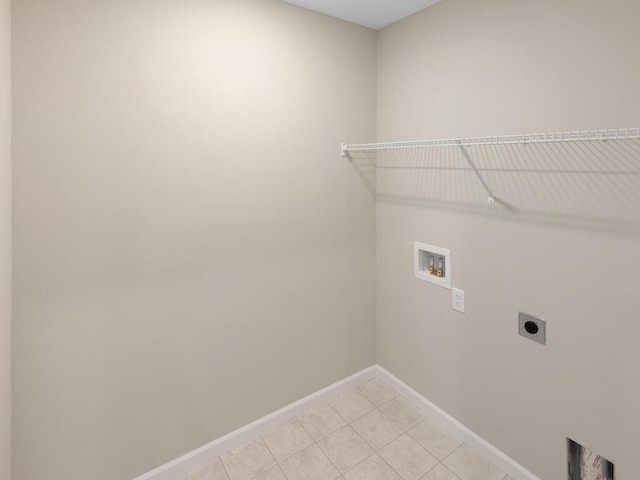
top-left (414, 242), bottom-right (451, 289)
top-left (452, 288), bottom-right (465, 313)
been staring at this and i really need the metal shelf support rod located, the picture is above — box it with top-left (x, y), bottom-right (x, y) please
top-left (458, 144), bottom-right (496, 205)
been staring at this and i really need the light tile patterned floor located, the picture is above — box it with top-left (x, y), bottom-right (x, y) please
top-left (178, 377), bottom-right (509, 480)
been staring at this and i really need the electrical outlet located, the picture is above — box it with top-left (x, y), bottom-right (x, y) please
top-left (452, 288), bottom-right (465, 313)
top-left (518, 312), bottom-right (546, 345)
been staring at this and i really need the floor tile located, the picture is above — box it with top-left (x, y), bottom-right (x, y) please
top-left (253, 466), bottom-right (287, 480)
top-left (356, 378), bottom-right (399, 406)
top-left (329, 390), bottom-right (375, 423)
top-left (317, 425), bottom-right (373, 472)
top-left (418, 464), bottom-right (461, 480)
top-left (298, 403), bottom-right (347, 441)
top-left (442, 445), bottom-right (505, 480)
top-left (379, 397), bottom-right (426, 431)
top-left (350, 409), bottom-right (403, 450)
top-left (378, 434), bottom-right (438, 480)
top-left (343, 454), bottom-right (401, 480)
top-left (279, 444), bottom-right (340, 480)
top-left (221, 437), bottom-right (276, 480)
top-left (408, 419), bottom-right (462, 459)
top-left (181, 458), bottom-right (229, 480)
top-left (262, 420), bottom-right (313, 462)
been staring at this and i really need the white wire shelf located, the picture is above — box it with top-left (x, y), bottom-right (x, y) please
top-left (343, 128), bottom-right (640, 153)
top-left (341, 128), bottom-right (640, 206)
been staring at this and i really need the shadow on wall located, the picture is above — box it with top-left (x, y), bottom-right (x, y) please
top-left (348, 139), bottom-right (640, 237)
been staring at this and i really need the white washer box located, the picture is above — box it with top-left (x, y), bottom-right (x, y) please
top-left (414, 242), bottom-right (451, 289)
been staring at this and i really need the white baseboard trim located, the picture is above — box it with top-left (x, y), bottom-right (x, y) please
top-left (136, 364), bottom-right (540, 480)
top-left (133, 365), bottom-right (378, 480)
top-left (375, 365), bottom-right (541, 480)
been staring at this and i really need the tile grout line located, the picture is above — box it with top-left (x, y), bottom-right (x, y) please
top-left (351, 379), bottom-right (414, 454)
top-left (320, 391), bottom-right (370, 478)
top-left (374, 432), bottom-right (439, 480)
top-left (262, 418), bottom-right (335, 480)
top-left (403, 413), bottom-right (507, 479)
top-left (173, 368), bottom-right (380, 480)
top-left (305, 401), bottom-right (349, 442)
top-left (418, 461), bottom-right (445, 480)
top-left (219, 455), bottom-right (232, 480)
top-left (313, 440), bottom-right (343, 480)
top-left (315, 381), bottom-right (406, 480)
top-left (260, 465), bottom-right (287, 480)
top-left (279, 391), bottom-right (387, 479)
top-left (255, 434), bottom-right (280, 480)
top-left (439, 440), bottom-right (508, 479)
top-left (328, 395), bottom-right (375, 425)
top-left (194, 380), bottom-right (393, 480)
top-left (336, 384), bottom-right (429, 480)
top-left (437, 442), bottom-right (493, 480)
top-left (353, 407), bottom-right (404, 451)
top-left (349, 452), bottom-right (390, 479)
top-left (219, 451), bottom-right (234, 480)
top-left (432, 462), bottom-right (464, 480)
top-left (194, 376), bottom-right (506, 480)
top-left (280, 406), bottom-right (351, 480)
top-left (378, 368), bottom-right (515, 479)
top-left (404, 418), bottom-right (463, 462)
top-left (296, 413), bottom-right (342, 480)
top-left (439, 442), bottom-right (463, 464)
top-left (260, 420), bottom-right (314, 465)
top-left (342, 381), bottom-right (457, 480)
top-left (302, 381), bottom-right (427, 480)
top-left (376, 394), bottom-right (424, 432)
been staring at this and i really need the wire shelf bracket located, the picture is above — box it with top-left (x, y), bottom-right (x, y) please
top-left (341, 143), bottom-right (376, 196)
top-left (457, 143), bottom-right (495, 205)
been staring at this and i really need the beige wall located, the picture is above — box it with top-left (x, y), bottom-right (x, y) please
top-left (377, 0), bottom-right (640, 479)
top-left (0, 0), bottom-right (10, 478)
top-left (13, 1), bottom-right (640, 479)
top-left (12, 1), bottom-right (376, 479)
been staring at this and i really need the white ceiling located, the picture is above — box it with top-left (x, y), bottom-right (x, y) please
top-left (281, 0), bottom-right (443, 30)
